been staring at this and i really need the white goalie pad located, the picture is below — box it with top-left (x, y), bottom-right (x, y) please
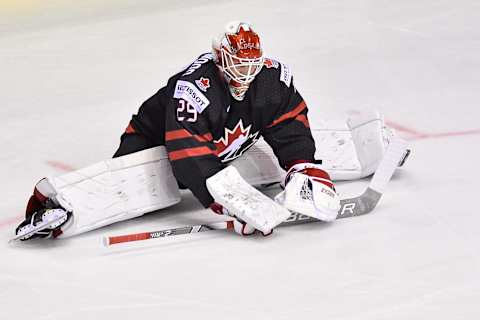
top-left (312, 110), bottom-right (394, 180)
top-left (48, 146), bottom-right (181, 238)
top-left (231, 110), bottom-right (394, 184)
top-left (230, 140), bottom-right (285, 186)
top-left (206, 166), bottom-right (291, 233)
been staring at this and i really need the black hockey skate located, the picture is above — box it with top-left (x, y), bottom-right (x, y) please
top-left (13, 208), bottom-right (71, 242)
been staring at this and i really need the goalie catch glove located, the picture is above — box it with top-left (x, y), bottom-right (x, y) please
top-left (275, 162), bottom-right (340, 222)
top-left (15, 178), bottom-right (71, 241)
top-left (209, 202), bottom-right (273, 236)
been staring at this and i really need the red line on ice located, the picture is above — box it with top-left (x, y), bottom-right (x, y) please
top-left (0, 214), bottom-right (23, 229)
top-left (0, 160), bottom-right (75, 229)
top-left (385, 120), bottom-right (426, 138)
top-left (45, 160), bottom-right (76, 172)
top-left (410, 129), bottom-right (480, 140)
top-left (385, 120), bottom-right (480, 141)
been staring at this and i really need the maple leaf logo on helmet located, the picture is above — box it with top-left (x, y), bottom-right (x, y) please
top-left (195, 77), bottom-right (211, 92)
top-left (226, 26), bottom-right (261, 57)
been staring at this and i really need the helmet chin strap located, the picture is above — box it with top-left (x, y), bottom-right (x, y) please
top-left (228, 81), bottom-right (249, 101)
top-left (217, 67), bottom-right (250, 101)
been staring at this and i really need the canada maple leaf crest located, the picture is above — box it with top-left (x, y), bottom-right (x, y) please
top-left (195, 77), bottom-right (210, 92)
top-left (214, 119), bottom-right (260, 162)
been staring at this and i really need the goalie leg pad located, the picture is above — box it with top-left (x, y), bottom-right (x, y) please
top-left (230, 138), bottom-right (285, 186)
top-left (232, 111), bottom-right (402, 184)
top-left (312, 110), bottom-right (395, 180)
top-left (48, 146), bottom-right (181, 238)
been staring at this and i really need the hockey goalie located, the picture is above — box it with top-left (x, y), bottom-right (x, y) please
top-left (15, 21), bottom-right (398, 241)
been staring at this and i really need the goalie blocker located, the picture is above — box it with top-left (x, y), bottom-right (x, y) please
top-left (276, 162), bottom-right (340, 222)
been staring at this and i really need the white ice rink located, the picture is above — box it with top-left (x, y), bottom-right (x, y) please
top-left (1, 1), bottom-right (480, 319)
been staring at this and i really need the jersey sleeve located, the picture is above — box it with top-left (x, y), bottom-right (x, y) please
top-left (164, 80), bottom-right (225, 207)
top-left (262, 75), bottom-right (316, 170)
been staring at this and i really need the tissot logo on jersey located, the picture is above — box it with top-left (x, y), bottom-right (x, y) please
top-left (174, 80), bottom-right (210, 113)
top-left (280, 62), bottom-right (292, 87)
top-left (214, 119), bottom-right (260, 162)
top-left (195, 77), bottom-right (211, 92)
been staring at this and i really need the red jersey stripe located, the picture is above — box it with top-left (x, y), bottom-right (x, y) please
top-left (125, 123), bottom-right (136, 134)
top-left (295, 114), bottom-right (310, 128)
top-left (267, 100), bottom-right (307, 128)
top-left (166, 129), bottom-right (213, 143)
top-left (195, 133), bottom-right (213, 142)
top-left (169, 146), bottom-right (215, 161)
top-left (165, 129), bottom-right (192, 141)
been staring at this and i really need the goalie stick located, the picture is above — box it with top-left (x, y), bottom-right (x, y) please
top-left (103, 137), bottom-right (408, 247)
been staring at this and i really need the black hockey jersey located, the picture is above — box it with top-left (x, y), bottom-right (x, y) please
top-left (125, 53), bottom-right (316, 207)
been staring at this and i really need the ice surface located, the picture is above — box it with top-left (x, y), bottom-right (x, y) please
top-left (1, 1), bottom-right (479, 319)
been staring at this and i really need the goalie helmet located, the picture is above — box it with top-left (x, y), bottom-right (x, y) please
top-left (212, 21), bottom-right (264, 101)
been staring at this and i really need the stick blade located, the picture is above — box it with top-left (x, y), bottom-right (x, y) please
top-left (369, 137), bottom-right (408, 194)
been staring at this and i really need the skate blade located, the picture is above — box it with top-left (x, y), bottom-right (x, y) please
top-left (8, 214), bottom-right (66, 244)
